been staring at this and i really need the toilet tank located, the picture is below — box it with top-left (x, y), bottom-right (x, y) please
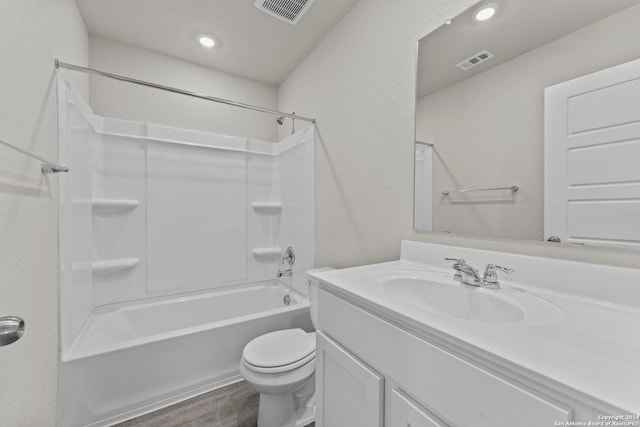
top-left (306, 268), bottom-right (334, 330)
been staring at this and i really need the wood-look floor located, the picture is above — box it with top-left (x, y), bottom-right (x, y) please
top-left (115, 381), bottom-right (259, 427)
top-left (115, 380), bottom-right (315, 427)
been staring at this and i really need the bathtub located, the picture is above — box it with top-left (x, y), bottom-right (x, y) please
top-left (59, 281), bottom-right (311, 427)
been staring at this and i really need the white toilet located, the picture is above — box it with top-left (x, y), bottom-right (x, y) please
top-left (239, 276), bottom-right (323, 427)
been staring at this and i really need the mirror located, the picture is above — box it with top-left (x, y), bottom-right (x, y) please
top-left (414, 0), bottom-right (640, 247)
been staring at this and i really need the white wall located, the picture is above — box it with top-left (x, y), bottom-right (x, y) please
top-left (0, 0), bottom-right (88, 425)
top-left (89, 36), bottom-right (280, 142)
top-left (279, 0), bottom-right (640, 269)
top-left (278, 0), bottom-right (478, 267)
top-left (416, 3), bottom-right (640, 241)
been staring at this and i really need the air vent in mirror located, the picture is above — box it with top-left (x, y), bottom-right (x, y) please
top-left (456, 50), bottom-right (495, 71)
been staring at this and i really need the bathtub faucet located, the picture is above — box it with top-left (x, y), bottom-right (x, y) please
top-left (277, 268), bottom-right (293, 278)
top-left (277, 246), bottom-right (295, 278)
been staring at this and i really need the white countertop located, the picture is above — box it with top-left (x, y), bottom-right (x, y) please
top-left (309, 242), bottom-right (640, 415)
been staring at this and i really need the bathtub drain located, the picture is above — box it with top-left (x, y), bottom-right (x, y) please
top-left (283, 294), bottom-right (291, 306)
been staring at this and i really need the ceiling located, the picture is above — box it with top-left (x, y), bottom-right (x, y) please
top-left (417, 0), bottom-right (640, 98)
top-left (76, 0), bottom-right (359, 86)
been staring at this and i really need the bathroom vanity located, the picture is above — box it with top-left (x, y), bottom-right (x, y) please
top-left (308, 241), bottom-right (640, 427)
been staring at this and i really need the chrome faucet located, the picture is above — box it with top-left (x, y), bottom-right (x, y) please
top-left (445, 258), bottom-right (514, 289)
top-left (445, 258), bottom-right (483, 287)
top-left (483, 264), bottom-right (515, 288)
top-left (277, 268), bottom-right (293, 278)
top-left (277, 246), bottom-right (295, 278)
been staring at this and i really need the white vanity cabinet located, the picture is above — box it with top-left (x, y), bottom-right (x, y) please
top-left (315, 288), bottom-right (604, 427)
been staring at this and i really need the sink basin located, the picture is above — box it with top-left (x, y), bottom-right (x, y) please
top-left (376, 271), bottom-right (563, 324)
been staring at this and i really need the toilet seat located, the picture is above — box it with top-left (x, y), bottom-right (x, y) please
top-left (243, 329), bottom-right (316, 374)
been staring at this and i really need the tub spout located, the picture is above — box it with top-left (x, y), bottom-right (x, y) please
top-left (277, 268), bottom-right (293, 278)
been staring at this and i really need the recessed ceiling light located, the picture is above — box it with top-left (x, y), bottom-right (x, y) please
top-left (198, 35), bottom-right (216, 48)
top-left (474, 3), bottom-right (498, 21)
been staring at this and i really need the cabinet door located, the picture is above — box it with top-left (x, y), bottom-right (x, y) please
top-left (316, 331), bottom-right (384, 427)
top-left (389, 389), bottom-right (448, 427)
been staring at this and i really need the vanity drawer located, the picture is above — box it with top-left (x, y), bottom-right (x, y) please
top-left (389, 388), bottom-right (449, 427)
top-left (317, 289), bottom-right (572, 427)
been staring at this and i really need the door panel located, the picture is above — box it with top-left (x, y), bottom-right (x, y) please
top-left (567, 77), bottom-right (640, 134)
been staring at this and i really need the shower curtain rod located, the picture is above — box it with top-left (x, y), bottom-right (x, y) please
top-left (0, 136), bottom-right (69, 174)
top-left (55, 60), bottom-right (316, 124)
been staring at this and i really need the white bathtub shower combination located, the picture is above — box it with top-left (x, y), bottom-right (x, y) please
top-left (57, 80), bottom-right (314, 426)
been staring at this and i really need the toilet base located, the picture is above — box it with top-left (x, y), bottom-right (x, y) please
top-left (257, 393), bottom-right (296, 427)
top-left (294, 390), bottom-right (315, 427)
top-left (257, 391), bottom-right (315, 427)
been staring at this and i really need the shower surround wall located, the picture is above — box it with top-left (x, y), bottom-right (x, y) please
top-left (57, 80), bottom-right (314, 426)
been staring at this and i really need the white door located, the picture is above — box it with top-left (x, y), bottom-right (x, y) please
top-left (414, 144), bottom-right (433, 232)
top-left (315, 331), bottom-right (384, 427)
top-left (545, 57), bottom-right (640, 250)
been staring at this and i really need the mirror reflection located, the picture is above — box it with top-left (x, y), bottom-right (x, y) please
top-left (414, 0), bottom-right (640, 249)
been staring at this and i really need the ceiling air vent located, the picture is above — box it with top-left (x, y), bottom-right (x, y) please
top-left (255, 0), bottom-right (317, 25)
top-left (456, 50), bottom-right (495, 71)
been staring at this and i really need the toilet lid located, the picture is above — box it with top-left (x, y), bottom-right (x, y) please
top-left (243, 328), bottom-right (315, 369)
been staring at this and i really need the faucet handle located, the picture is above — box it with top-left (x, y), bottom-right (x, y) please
top-left (445, 258), bottom-right (465, 283)
top-left (282, 246), bottom-right (295, 265)
top-left (483, 264), bottom-right (515, 284)
top-left (444, 257), bottom-right (466, 266)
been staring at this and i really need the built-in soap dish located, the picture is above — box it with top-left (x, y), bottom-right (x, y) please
top-left (92, 199), bottom-right (139, 214)
top-left (251, 247), bottom-right (283, 259)
top-left (92, 258), bottom-right (139, 276)
top-left (251, 202), bottom-right (282, 215)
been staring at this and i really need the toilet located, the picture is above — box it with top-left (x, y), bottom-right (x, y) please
top-left (239, 274), bottom-right (324, 427)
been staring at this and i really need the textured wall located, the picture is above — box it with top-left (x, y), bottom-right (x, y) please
top-left (0, 0), bottom-right (88, 425)
top-left (278, 0), bottom-right (478, 267)
top-left (279, 0), bottom-right (640, 269)
top-left (89, 36), bottom-right (280, 142)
